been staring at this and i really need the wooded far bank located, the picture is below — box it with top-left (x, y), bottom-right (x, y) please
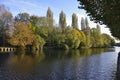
top-left (0, 5), bottom-right (115, 50)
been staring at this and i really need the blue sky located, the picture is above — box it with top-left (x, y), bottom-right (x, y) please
top-left (0, 0), bottom-right (87, 25)
top-left (0, 0), bottom-right (86, 16)
top-left (0, 0), bottom-right (112, 36)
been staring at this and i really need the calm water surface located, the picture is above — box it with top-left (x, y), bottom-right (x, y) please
top-left (0, 47), bottom-right (119, 80)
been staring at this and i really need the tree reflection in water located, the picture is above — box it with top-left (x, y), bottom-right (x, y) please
top-left (0, 48), bottom-right (116, 80)
top-left (43, 48), bottom-right (112, 60)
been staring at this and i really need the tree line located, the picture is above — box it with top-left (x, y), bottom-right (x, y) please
top-left (0, 5), bottom-right (115, 50)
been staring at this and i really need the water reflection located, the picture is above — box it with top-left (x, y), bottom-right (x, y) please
top-left (0, 48), bottom-right (117, 80)
top-left (43, 48), bottom-right (113, 60)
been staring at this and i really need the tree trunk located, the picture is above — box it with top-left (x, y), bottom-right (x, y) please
top-left (19, 46), bottom-right (26, 50)
top-left (117, 52), bottom-right (120, 79)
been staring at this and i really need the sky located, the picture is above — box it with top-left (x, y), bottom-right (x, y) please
top-left (0, 0), bottom-right (112, 36)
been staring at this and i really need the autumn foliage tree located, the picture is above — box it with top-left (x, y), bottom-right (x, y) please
top-left (8, 22), bottom-right (37, 49)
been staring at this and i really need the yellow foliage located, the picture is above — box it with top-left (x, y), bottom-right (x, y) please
top-left (8, 22), bottom-right (37, 47)
top-left (66, 29), bottom-right (86, 49)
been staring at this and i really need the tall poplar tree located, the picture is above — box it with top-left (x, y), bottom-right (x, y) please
top-left (84, 17), bottom-right (91, 48)
top-left (81, 17), bottom-right (86, 30)
top-left (59, 11), bottom-right (66, 33)
top-left (46, 7), bottom-right (53, 26)
top-left (72, 13), bottom-right (78, 29)
top-left (85, 17), bottom-right (89, 27)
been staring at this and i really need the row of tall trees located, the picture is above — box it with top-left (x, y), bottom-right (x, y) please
top-left (0, 5), bottom-right (115, 50)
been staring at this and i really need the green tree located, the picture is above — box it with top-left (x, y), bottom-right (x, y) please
top-left (78, 0), bottom-right (120, 39)
top-left (72, 13), bottom-right (78, 29)
top-left (85, 26), bottom-right (91, 48)
top-left (50, 28), bottom-right (66, 49)
top-left (36, 26), bottom-right (53, 39)
top-left (91, 28), bottom-right (103, 47)
top-left (78, 29), bottom-right (86, 48)
top-left (59, 11), bottom-right (67, 33)
top-left (30, 15), bottom-right (39, 27)
top-left (38, 17), bottom-right (48, 27)
top-left (30, 16), bottom-right (49, 34)
top-left (85, 17), bottom-right (89, 27)
top-left (15, 12), bottom-right (30, 23)
top-left (83, 18), bottom-right (91, 48)
top-left (101, 34), bottom-right (115, 47)
top-left (33, 35), bottom-right (45, 50)
top-left (66, 29), bottom-right (85, 49)
top-left (46, 7), bottom-right (53, 26)
top-left (81, 17), bottom-right (86, 30)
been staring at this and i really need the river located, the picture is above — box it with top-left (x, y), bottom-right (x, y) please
top-left (0, 47), bottom-right (119, 80)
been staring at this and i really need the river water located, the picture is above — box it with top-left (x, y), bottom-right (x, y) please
top-left (0, 47), bottom-right (119, 80)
